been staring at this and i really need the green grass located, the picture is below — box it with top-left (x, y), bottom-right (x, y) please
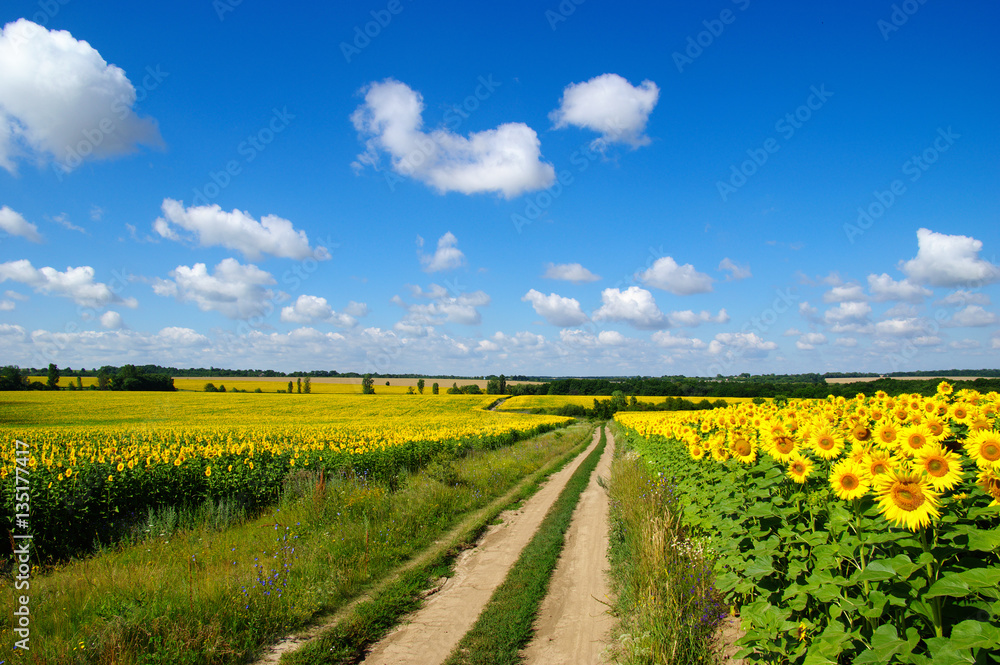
top-left (604, 424), bottom-right (725, 664)
top-left (441, 425), bottom-right (608, 665)
top-left (0, 424), bottom-right (593, 665)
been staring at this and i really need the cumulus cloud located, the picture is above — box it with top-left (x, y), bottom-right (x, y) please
top-left (900, 228), bottom-right (1000, 288)
top-left (0, 299), bottom-right (14, 311)
top-left (0, 259), bottom-right (136, 308)
top-left (707, 332), bottom-right (778, 357)
top-left (152, 258), bottom-right (281, 320)
top-left (153, 199), bottom-right (330, 261)
top-left (280, 294), bottom-right (358, 327)
top-left (637, 256), bottom-right (713, 295)
top-left (549, 74), bottom-right (659, 148)
top-left (392, 284), bottom-right (490, 329)
top-left (718, 257), bottom-right (751, 281)
top-left (522, 289), bottom-right (588, 327)
top-left (824, 301), bottom-right (872, 324)
top-left (100, 310), bottom-right (122, 329)
top-left (667, 309), bottom-right (729, 327)
top-left (0, 206), bottom-right (42, 242)
top-left (875, 318), bottom-right (926, 337)
top-left (867, 273), bottom-right (932, 303)
top-left (936, 290), bottom-right (991, 307)
top-left (558, 329), bottom-right (629, 347)
top-left (0, 19), bottom-right (163, 173)
top-left (419, 232), bottom-right (465, 272)
top-left (796, 332), bottom-right (828, 350)
top-left (542, 262), bottom-right (600, 283)
top-left (651, 331), bottom-right (706, 349)
top-left (351, 79), bottom-right (555, 198)
top-left (823, 283), bottom-right (867, 303)
top-left (948, 305), bottom-right (998, 327)
top-left (949, 339), bottom-right (980, 350)
top-left (833, 337), bottom-right (858, 347)
top-left (592, 286), bottom-right (667, 329)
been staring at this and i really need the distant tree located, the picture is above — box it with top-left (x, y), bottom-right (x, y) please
top-left (303, 377), bottom-right (311, 394)
top-left (385, 380), bottom-right (390, 386)
top-left (446, 382), bottom-right (461, 394)
top-left (417, 379), bottom-right (425, 394)
top-left (499, 374), bottom-right (507, 394)
top-left (297, 377), bottom-right (302, 394)
top-left (218, 384), bottom-right (227, 393)
top-left (204, 382), bottom-right (218, 392)
top-left (76, 376), bottom-right (83, 389)
top-left (486, 377), bottom-right (501, 394)
top-left (287, 380), bottom-right (293, 394)
top-left (98, 371), bottom-right (111, 390)
top-left (406, 386), bottom-right (415, 394)
top-left (362, 373), bottom-right (375, 394)
top-left (46, 363), bottom-right (60, 390)
top-left (432, 382), bottom-right (439, 395)
top-left (0, 366), bottom-right (25, 391)
top-left (254, 388), bottom-right (263, 393)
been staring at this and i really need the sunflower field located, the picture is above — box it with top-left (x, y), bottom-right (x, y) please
top-left (1, 392), bottom-right (569, 561)
top-left (615, 383), bottom-right (1000, 664)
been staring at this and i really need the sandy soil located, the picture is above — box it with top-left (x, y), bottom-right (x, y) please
top-left (359, 427), bottom-right (605, 665)
top-left (521, 430), bottom-right (616, 665)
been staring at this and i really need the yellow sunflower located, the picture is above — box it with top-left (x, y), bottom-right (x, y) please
top-left (830, 460), bottom-right (871, 501)
top-left (924, 416), bottom-right (952, 440)
top-left (898, 423), bottom-right (937, 457)
top-left (810, 427), bottom-right (845, 460)
top-left (866, 450), bottom-right (895, 478)
top-left (913, 445), bottom-right (964, 492)
top-left (767, 433), bottom-right (799, 463)
top-left (850, 423), bottom-right (872, 444)
top-left (729, 433), bottom-right (757, 464)
top-left (976, 468), bottom-right (1000, 507)
top-left (875, 421), bottom-right (899, 449)
top-left (689, 444), bottom-right (706, 460)
top-left (965, 429), bottom-right (1000, 471)
top-left (874, 471), bottom-right (941, 531)
top-left (936, 381), bottom-right (954, 397)
top-left (787, 455), bottom-right (814, 484)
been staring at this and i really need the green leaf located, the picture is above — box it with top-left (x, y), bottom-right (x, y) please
top-left (854, 625), bottom-right (908, 665)
top-left (925, 637), bottom-right (976, 665)
top-left (857, 559), bottom-right (897, 582)
top-left (927, 573), bottom-right (971, 599)
top-left (948, 619), bottom-right (1000, 650)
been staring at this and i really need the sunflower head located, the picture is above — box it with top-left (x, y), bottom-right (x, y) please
top-left (976, 469), bottom-right (1000, 507)
top-left (787, 455), bottom-right (814, 484)
top-left (914, 445), bottom-right (964, 492)
top-left (830, 460), bottom-right (871, 501)
top-left (899, 424), bottom-right (936, 457)
top-left (875, 471), bottom-right (941, 532)
top-left (966, 429), bottom-right (1000, 470)
top-left (810, 428), bottom-right (845, 460)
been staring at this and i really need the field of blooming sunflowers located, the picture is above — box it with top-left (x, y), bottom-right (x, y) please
top-left (1, 391), bottom-right (569, 561)
top-left (615, 383), bottom-right (1000, 664)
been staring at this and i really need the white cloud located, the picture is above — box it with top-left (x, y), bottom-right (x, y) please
top-left (833, 337), bottom-right (858, 347)
top-left (0, 206), bottom-right (42, 242)
top-left (637, 256), bottom-right (713, 295)
top-left (542, 262), bottom-right (600, 283)
top-left (0, 19), bottom-right (163, 173)
top-left (280, 294), bottom-right (358, 327)
top-left (153, 199), bottom-right (330, 261)
top-left (4, 289), bottom-right (27, 301)
top-left (867, 273), bottom-right (931, 303)
top-left (343, 301), bottom-right (369, 317)
top-left (0, 259), bottom-right (136, 308)
top-left (152, 258), bottom-right (280, 320)
top-left (823, 302), bottom-right (872, 324)
top-left (900, 228), bottom-right (1000, 288)
top-left (597, 330), bottom-right (627, 346)
top-left (99, 310), bottom-right (122, 329)
top-left (884, 303), bottom-right (920, 319)
top-left (420, 231), bottom-right (465, 272)
top-left (522, 289), bottom-right (588, 327)
top-left (52, 213), bottom-right (85, 234)
top-left (667, 309), bottom-right (729, 327)
top-left (796, 332), bottom-right (828, 350)
top-left (936, 290), bottom-right (991, 307)
top-left (799, 301), bottom-right (819, 319)
top-left (651, 331), bottom-right (706, 349)
top-left (351, 79), bottom-right (555, 198)
top-left (549, 74), bottom-right (659, 148)
top-left (949, 305), bottom-right (998, 327)
top-left (708, 332), bottom-right (778, 357)
top-left (592, 286), bottom-right (667, 329)
top-left (718, 257), bottom-right (752, 281)
top-left (949, 339), bottom-right (980, 350)
top-left (875, 318), bottom-right (926, 337)
top-left (393, 285), bottom-right (490, 328)
top-left (912, 336), bottom-right (944, 348)
top-left (0, 299), bottom-right (13, 311)
top-left (823, 283), bottom-right (867, 303)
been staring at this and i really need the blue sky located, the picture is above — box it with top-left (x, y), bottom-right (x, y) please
top-left (0, 0), bottom-right (998, 376)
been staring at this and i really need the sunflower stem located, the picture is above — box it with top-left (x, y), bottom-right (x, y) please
top-left (919, 527), bottom-right (944, 638)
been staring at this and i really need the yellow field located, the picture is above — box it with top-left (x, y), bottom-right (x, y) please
top-left (496, 394), bottom-right (753, 411)
top-left (27, 375), bottom-right (100, 387)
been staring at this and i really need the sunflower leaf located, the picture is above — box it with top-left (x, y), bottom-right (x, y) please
top-left (966, 529), bottom-right (1000, 552)
top-left (948, 619), bottom-right (1000, 650)
top-left (924, 637), bottom-right (976, 665)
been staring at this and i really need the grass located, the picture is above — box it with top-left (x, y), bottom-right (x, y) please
top-left (604, 424), bottom-right (726, 664)
top-left (0, 424), bottom-right (592, 664)
top-left (441, 425), bottom-right (608, 665)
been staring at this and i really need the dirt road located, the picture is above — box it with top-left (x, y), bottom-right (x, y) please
top-left (360, 427), bottom-right (609, 665)
top-left (521, 429), bottom-right (616, 665)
